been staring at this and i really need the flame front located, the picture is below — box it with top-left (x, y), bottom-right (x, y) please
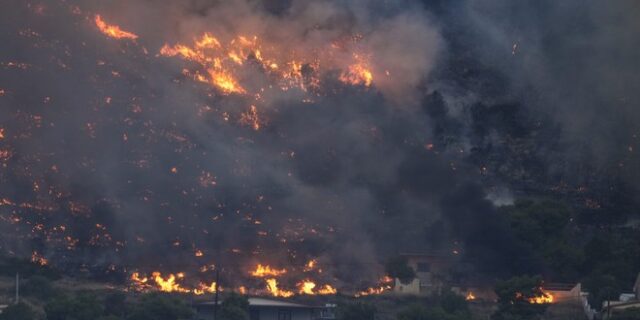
top-left (250, 264), bottom-right (287, 277)
top-left (529, 289), bottom-right (554, 304)
top-left (266, 278), bottom-right (294, 298)
top-left (465, 291), bottom-right (476, 301)
top-left (159, 32), bottom-right (375, 98)
top-left (94, 15), bottom-right (138, 40)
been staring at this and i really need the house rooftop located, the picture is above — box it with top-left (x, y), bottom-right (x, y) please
top-left (198, 297), bottom-right (315, 309)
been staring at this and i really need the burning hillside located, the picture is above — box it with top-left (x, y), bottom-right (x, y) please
top-left (4, 0), bottom-right (638, 305)
top-left (0, 0), bottom-right (443, 296)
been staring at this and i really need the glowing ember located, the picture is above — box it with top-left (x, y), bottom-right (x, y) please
top-left (466, 291), bottom-right (476, 301)
top-left (303, 259), bottom-right (317, 272)
top-left (239, 105), bottom-right (262, 131)
top-left (94, 15), bottom-right (138, 40)
top-left (529, 290), bottom-right (554, 304)
top-left (339, 55), bottom-right (374, 87)
top-left (31, 251), bottom-right (48, 266)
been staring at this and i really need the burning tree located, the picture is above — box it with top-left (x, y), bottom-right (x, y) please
top-left (493, 275), bottom-right (552, 320)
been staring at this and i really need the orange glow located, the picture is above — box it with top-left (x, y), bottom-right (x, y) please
top-left (194, 281), bottom-right (218, 295)
top-left (529, 290), bottom-right (554, 304)
top-left (298, 280), bottom-right (316, 295)
top-left (152, 272), bottom-right (190, 293)
top-left (159, 32), bottom-right (377, 97)
top-left (94, 15), bottom-right (138, 40)
top-left (355, 276), bottom-right (393, 297)
top-left (207, 69), bottom-right (246, 94)
top-left (239, 105), bottom-right (261, 131)
top-left (339, 55), bottom-right (373, 87)
top-left (0, 128), bottom-right (4, 140)
top-left (466, 291), bottom-right (476, 301)
top-left (31, 251), bottom-right (48, 266)
top-left (317, 284), bottom-right (338, 295)
top-left (266, 278), bottom-right (294, 298)
top-left (251, 264), bottom-right (287, 277)
top-left (303, 259), bottom-right (317, 272)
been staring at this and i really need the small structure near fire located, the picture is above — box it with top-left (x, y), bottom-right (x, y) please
top-left (194, 297), bottom-right (335, 320)
top-left (392, 253), bottom-right (456, 296)
top-left (542, 283), bottom-right (581, 303)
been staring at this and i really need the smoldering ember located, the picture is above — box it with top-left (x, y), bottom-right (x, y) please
top-left (0, 1), bottom-right (639, 320)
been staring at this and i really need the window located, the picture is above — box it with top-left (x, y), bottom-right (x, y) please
top-left (278, 309), bottom-right (292, 320)
top-left (250, 309), bottom-right (260, 320)
top-left (416, 262), bottom-right (430, 272)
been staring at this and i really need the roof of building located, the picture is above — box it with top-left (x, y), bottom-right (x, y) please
top-left (544, 283), bottom-right (580, 292)
top-left (602, 300), bottom-right (640, 311)
top-left (198, 297), bottom-right (315, 309)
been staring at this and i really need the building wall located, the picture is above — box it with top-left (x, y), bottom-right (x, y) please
top-left (195, 306), bottom-right (315, 320)
top-left (393, 255), bottom-right (452, 295)
top-left (251, 307), bottom-right (315, 320)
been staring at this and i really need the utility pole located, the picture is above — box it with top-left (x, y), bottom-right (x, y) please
top-left (15, 272), bottom-right (19, 304)
top-left (213, 267), bottom-right (220, 320)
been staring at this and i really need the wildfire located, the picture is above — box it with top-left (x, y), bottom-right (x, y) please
top-left (239, 105), bottom-right (262, 131)
top-left (151, 272), bottom-right (191, 293)
top-left (303, 259), bottom-right (317, 272)
top-left (296, 280), bottom-right (337, 295)
top-left (0, 128), bottom-right (4, 140)
top-left (298, 280), bottom-right (316, 295)
top-left (94, 15), bottom-right (138, 40)
top-left (465, 291), bottom-right (476, 301)
top-left (194, 282), bottom-right (219, 295)
top-left (131, 272), bottom-right (222, 295)
top-left (339, 55), bottom-right (374, 87)
top-left (529, 290), bottom-right (554, 304)
top-left (31, 251), bottom-right (48, 266)
top-left (251, 264), bottom-right (287, 277)
top-left (266, 278), bottom-right (294, 298)
top-left (159, 32), bottom-right (376, 97)
top-left (355, 276), bottom-right (393, 297)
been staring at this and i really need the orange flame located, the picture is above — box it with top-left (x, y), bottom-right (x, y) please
top-left (31, 251), bottom-right (48, 266)
top-left (239, 105), bottom-right (262, 131)
top-left (251, 264), bottom-right (287, 277)
top-left (339, 54), bottom-right (373, 87)
top-left (94, 15), bottom-right (138, 40)
top-left (266, 278), bottom-right (294, 298)
top-left (529, 290), bottom-right (554, 304)
top-left (298, 280), bottom-right (316, 295)
top-left (466, 291), bottom-right (476, 301)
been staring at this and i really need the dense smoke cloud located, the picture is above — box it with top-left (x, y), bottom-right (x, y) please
top-left (3, 0), bottom-right (637, 291)
top-left (457, 0), bottom-right (640, 219)
top-left (0, 0), bottom-right (488, 290)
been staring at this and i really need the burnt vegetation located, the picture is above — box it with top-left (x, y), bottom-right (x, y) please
top-left (0, 0), bottom-right (639, 319)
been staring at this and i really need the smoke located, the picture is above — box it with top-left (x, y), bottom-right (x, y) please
top-left (4, 0), bottom-right (635, 290)
top-left (452, 0), bottom-right (640, 199)
top-left (0, 0), bottom-right (483, 289)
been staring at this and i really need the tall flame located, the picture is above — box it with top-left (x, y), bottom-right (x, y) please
top-left (266, 278), bottom-right (294, 298)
